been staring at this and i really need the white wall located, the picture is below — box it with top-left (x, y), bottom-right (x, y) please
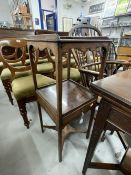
top-left (41, 0), bottom-right (56, 11)
top-left (58, 0), bottom-right (89, 31)
top-left (0, 0), bottom-right (13, 26)
top-left (57, 0), bottom-right (63, 31)
top-left (29, 0), bottom-right (41, 29)
top-left (57, 0), bottom-right (106, 31)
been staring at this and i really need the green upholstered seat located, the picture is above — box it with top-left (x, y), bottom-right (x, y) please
top-left (1, 61), bottom-right (54, 81)
top-left (37, 62), bottom-right (54, 74)
top-left (62, 68), bottom-right (80, 81)
top-left (1, 68), bottom-right (31, 80)
top-left (54, 68), bottom-right (80, 82)
top-left (12, 74), bottom-right (55, 100)
top-left (51, 56), bottom-right (76, 68)
top-left (10, 62), bottom-right (23, 67)
top-left (0, 60), bottom-right (24, 75)
top-left (25, 58), bottom-right (49, 65)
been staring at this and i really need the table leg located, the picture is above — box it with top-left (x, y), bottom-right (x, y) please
top-left (82, 99), bottom-right (111, 175)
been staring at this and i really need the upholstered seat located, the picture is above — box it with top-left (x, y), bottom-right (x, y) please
top-left (51, 55), bottom-right (76, 67)
top-left (1, 68), bottom-right (31, 80)
top-left (37, 62), bottom-right (54, 74)
top-left (12, 74), bottom-right (55, 100)
top-left (62, 68), bottom-right (80, 81)
top-left (0, 60), bottom-right (24, 75)
top-left (1, 61), bottom-right (54, 81)
top-left (25, 58), bottom-right (49, 65)
top-left (54, 68), bottom-right (80, 82)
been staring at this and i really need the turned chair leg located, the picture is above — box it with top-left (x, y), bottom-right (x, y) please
top-left (17, 100), bottom-right (30, 129)
top-left (2, 80), bottom-right (13, 105)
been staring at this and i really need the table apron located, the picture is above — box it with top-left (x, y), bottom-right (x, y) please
top-left (107, 105), bottom-right (131, 136)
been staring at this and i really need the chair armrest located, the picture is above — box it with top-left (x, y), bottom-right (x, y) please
top-left (106, 60), bottom-right (128, 64)
top-left (79, 68), bottom-right (100, 76)
top-left (79, 68), bottom-right (107, 77)
top-left (106, 60), bottom-right (131, 67)
top-left (81, 62), bottom-right (101, 69)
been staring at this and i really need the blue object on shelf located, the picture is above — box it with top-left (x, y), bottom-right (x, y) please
top-left (35, 18), bottom-right (39, 25)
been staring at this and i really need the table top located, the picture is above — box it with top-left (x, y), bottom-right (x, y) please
top-left (91, 70), bottom-right (131, 109)
top-left (26, 34), bottom-right (111, 43)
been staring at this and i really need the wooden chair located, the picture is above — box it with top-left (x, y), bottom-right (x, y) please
top-left (105, 33), bottom-right (131, 75)
top-left (0, 29), bottom-right (34, 104)
top-left (69, 24), bottom-right (129, 79)
top-left (105, 45), bottom-right (130, 76)
top-left (0, 47), bottom-right (55, 105)
top-left (69, 24), bottom-right (129, 147)
top-left (69, 24), bottom-right (103, 86)
top-left (69, 23), bottom-right (102, 37)
top-left (0, 38), bottom-right (55, 128)
top-left (71, 46), bottom-right (129, 145)
top-left (0, 30), bottom-right (55, 105)
top-left (69, 24), bottom-right (108, 86)
top-left (28, 34), bottom-right (110, 162)
top-left (117, 46), bottom-right (131, 68)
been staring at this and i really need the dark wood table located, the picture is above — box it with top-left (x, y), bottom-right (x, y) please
top-left (82, 70), bottom-right (131, 175)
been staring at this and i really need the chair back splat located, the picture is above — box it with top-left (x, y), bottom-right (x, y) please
top-left (0, 39), bottom-right (30, 80)
top-left (69, 24), bottom-right (102, 37)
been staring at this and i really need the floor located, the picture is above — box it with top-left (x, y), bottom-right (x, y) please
top-left (0, 81), bottom-right (124, 175)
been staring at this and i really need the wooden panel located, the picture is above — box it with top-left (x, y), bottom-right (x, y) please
top-left (108, 107), bottom-right (131, 135)
top-left (0, 28), bottom-right (34, 39)
top-left (117, 46), bottom-right (131, 61)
